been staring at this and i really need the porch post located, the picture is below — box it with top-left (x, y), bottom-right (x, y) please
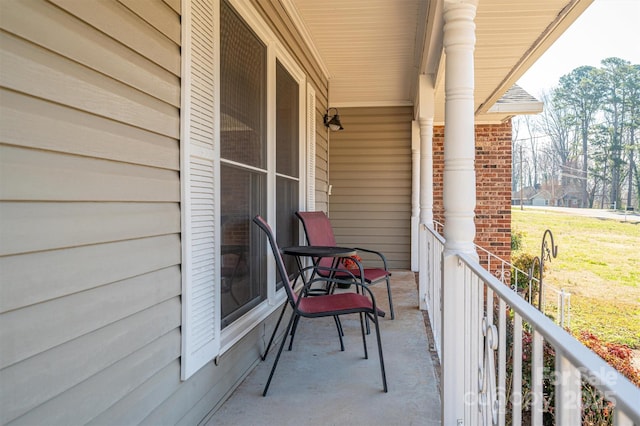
top-left (417, 74), bottom-right (435, 310)
top-left (441, 0), bottom-right (478, 425)
top-left (418, 74), bottom-right (435, 230)
top-left (411, 120), bottom-right (420, 272)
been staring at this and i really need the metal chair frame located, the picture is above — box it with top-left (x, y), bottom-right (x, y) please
top-left (295, 211), bottom-right (395, 319)
top-left (253, 215), bottom-right (388, 396)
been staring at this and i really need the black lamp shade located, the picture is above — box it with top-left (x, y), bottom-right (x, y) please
top-left (324, 108), bottom-right (344, 131)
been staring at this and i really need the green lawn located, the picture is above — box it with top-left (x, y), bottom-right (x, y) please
top-left (511, 208), bottom-right (640, 348)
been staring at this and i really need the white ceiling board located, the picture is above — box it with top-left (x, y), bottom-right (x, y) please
top-left (289, 0), bottom-right (592, 121)
top-left (292, 0), bottom-right (427, 106)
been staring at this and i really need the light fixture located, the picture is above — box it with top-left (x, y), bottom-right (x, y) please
top-left (323, 107), bottom-right (344, 131)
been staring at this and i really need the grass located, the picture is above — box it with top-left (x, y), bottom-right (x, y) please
top-left (511, 207), bottom-right (640, 349)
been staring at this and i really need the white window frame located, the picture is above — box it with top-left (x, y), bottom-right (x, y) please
top-left (219, 1), bottom-right (307, 353)
top-left (181, 0), bottom-right (310, 377)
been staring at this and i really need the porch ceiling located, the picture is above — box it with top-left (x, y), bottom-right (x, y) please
top-left (287, 0), bottom-right (592, 123)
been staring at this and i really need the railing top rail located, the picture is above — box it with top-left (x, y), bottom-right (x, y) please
top-left (456, 251), bottom-right (640, 422)
top-left (424, 223), bottom-right (446, 244)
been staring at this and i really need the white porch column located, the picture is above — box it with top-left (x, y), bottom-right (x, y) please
top-left (418, 74), bottom-right (435, 230)
top-left (417, 74), bottom-right (435, 309)
top-left (441, 1), bottom-right (478, 425)
top-left (411, 120), bottom-right (420, 272)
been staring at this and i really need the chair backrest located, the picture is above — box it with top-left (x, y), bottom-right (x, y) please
top-left (295, 211), bottom-right (337, 246)
top-left (295, 211), bottom-right (339, 269)
top-left (253, 215), bottom-right (298, 307)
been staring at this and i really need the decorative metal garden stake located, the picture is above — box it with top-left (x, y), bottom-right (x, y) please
top-left (528, 229), bottom-right (558, 313)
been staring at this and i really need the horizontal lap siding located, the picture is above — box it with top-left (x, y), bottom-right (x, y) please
top-left (0, 1), bottom-right (330, 424)
top-left (0, 0), bottom-right (184, 424)
top-left (328, 107), bottom-right (413, 269)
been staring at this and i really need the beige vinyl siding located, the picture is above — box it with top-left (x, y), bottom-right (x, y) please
top-left (0, 0), bottom-right (330, 424)
top-left (0, 0), bottom-right (183, 424)
top-left (314, 106), bottom-right (330, 210)
top-left (328, 106), bottom-right (413, 269)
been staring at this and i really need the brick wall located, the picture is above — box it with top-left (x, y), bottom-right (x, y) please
top-left (433, 120), bottom-right (512, 271)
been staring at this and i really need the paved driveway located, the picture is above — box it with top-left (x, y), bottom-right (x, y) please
top-left (520, 206), bottom-right (640, 223)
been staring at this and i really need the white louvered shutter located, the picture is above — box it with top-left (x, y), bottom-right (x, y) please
top-left (306, 83), bottom-right (316, 211)
top-left (180, 0), bottom-right (220, 380)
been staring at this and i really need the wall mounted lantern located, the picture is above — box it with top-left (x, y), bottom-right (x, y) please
top-left (323, 107), bottom-right (344, 131)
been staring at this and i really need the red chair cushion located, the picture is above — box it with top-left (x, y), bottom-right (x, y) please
top-left (298, 293), bottom-right (385, 317)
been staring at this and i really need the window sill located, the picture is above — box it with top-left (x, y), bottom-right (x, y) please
top-left (219, 290), bottom-right (287, 355)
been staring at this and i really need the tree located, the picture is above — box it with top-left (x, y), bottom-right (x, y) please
top-left (624, 64), bottom-right (640, 209)
top-left (590, 124), bottom-right (611, 208)
top-left (539, 91), bottom-right (578, 206)
top-left (521, 115), bottom-right (541, 188)
top-left (600, 58), bottom-right (636, 209)
top-left (512, 117), bottom-right (522, 194)
top-left (553, 66), bottom-right (604, 207)
top-left (526, 58), bottom-right (639, 210)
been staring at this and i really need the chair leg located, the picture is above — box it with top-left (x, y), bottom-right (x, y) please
top-left (333, 316), bottom-right (345, 351)
top-left (359, 312), bottom-right (368, 359)
top-left (385, 276), bottom-right (395, 320)
top-left (370, 312), bottom-right (388, 392)
top-left (262, 302), bottom-right (288, 360)
top-left (263, 312), bottom-right (296, 396)
top-left (355, 283), bottom-right (372, 335)
top-left (334, 314), bottom-right (345, 337)
top-left (287, 314), bottom-right (301, 351)
top-left (290, 312), bottom-right (344, 352)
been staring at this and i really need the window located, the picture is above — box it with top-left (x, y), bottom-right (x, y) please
top-left (219, 0), bottom-right (268, 327)
top-left (181, 0), bottom-right (309, 379)
top-left (219, 0), bottom-right (305, 327)
top-left (275, 60), bottom-right (300, 282)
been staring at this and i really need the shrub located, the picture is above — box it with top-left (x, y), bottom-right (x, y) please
top-left (577, 331), bottom-right (640, 387)
top-left (510, 252), bottom-right (542, 303)
top-left (511, 229), bottom-right (524, 251)
top-left (576, 332), bottom-right (639, 425)
top-left (503, 312), bottom-right (639, 425)
top-left (504, 314), bottom-right (556, 425)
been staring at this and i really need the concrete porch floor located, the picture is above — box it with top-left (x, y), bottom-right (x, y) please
top-left (203, 271), bottom-right (442, 426)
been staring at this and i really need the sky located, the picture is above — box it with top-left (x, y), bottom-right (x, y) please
top-left (516, 0), bottom-right (640, 99)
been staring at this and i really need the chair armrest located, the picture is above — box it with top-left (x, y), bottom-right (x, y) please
top-left (300, 266), bottom-right (355, 299)
top-left (310, 265), bottom-right (359, 285)
top-left (303, 265), bottom-right (384, 317)
top-left (353, 247), bottom-right (389, 271)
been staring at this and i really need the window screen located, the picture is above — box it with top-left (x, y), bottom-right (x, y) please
top-left (220, 0), bottom-right (268, 327)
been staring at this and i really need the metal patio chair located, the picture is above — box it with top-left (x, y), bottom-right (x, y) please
top-left (295, 211), bottom-right (395, 319)
top-left (253, 215), bottom-right (388, 396)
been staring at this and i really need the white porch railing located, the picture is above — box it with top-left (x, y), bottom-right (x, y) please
top-left (424, 226), bottom-right (640, 425)
top-left (434, 220), bottom-right (572, 328)
top-left (475, 244), bottom-right (572, 328)
top-left (424, 225), bottom-right (445, 359)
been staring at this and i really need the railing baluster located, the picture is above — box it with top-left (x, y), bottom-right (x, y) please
top-left (464, 264), bottom-right (474, 423)
top-left (498, 299), bottom-right (506, 426)
top-left (485, 286), bottom-right (499, 426)
top-left (614, 409), bottom-right (634, 426)
top-left (531, 329), bottom-right (544, 426)
top-left (566, 295), bottom-right (571, 329)
top-left (475, 273), bottom-right (483, 425)
top-left (513, 313), bottom-right (522, 426)
top-left (556, 353), bottom-right (581, 424)
top-left (435, 234), bottom-right (443, 357)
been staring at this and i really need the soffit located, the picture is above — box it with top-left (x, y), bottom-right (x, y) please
top-left (453, 0), bottom-right (592, 123)
top-left (289, 0), bottom-right (591, 122)
top-left (289, 0), bottom-right (427, 107)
